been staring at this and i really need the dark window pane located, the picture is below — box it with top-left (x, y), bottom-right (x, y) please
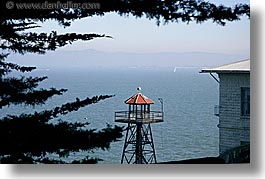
top-left (241, 87), bottom-right (250, 116)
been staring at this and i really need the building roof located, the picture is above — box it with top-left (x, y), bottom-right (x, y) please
top-left (201, 59), bottom-right (250, 74)
top-left (125, 93), bottom-right (154, 104)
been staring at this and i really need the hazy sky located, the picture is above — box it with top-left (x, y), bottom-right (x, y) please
top-left (34, 0), bottom-right (250, 57)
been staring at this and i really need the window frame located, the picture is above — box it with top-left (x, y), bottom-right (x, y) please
top-left (241, 87), bottom-right (250, 116)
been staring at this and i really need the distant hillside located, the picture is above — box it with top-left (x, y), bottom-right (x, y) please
top-left (6, 49), bottom-right (247, 71)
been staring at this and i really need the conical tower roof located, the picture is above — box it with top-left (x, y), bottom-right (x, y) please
top-left (125, 92), bottom-right (154, 104)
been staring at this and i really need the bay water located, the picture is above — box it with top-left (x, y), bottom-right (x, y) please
top-left (1, 67), bottom-right (219, 163)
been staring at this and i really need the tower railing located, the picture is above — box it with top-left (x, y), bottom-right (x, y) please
top-left (115, 111), bottom-right (163, 123)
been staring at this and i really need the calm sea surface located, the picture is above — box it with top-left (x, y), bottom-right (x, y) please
top-left (1, 68), bottom-right (220, 163)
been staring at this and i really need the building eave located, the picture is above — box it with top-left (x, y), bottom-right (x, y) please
top-left (200, 59), bottom-right (250, 74)
top-left (200, 70), bottom-right (250, 74)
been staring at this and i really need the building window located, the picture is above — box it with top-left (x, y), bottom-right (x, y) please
top-left (241, 87), bottom-right (250, 116)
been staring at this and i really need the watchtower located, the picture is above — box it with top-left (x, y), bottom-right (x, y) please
top-left (114, 87), bottom-right (163, 164)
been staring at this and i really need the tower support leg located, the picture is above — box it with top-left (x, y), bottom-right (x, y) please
top-left (136, 123), bottom-right (142, 164)
top-left (121, 123), bottom-right (157, 164)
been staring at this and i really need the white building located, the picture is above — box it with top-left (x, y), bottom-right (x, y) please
top-left (201, 59), bottom-right (250, 155)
